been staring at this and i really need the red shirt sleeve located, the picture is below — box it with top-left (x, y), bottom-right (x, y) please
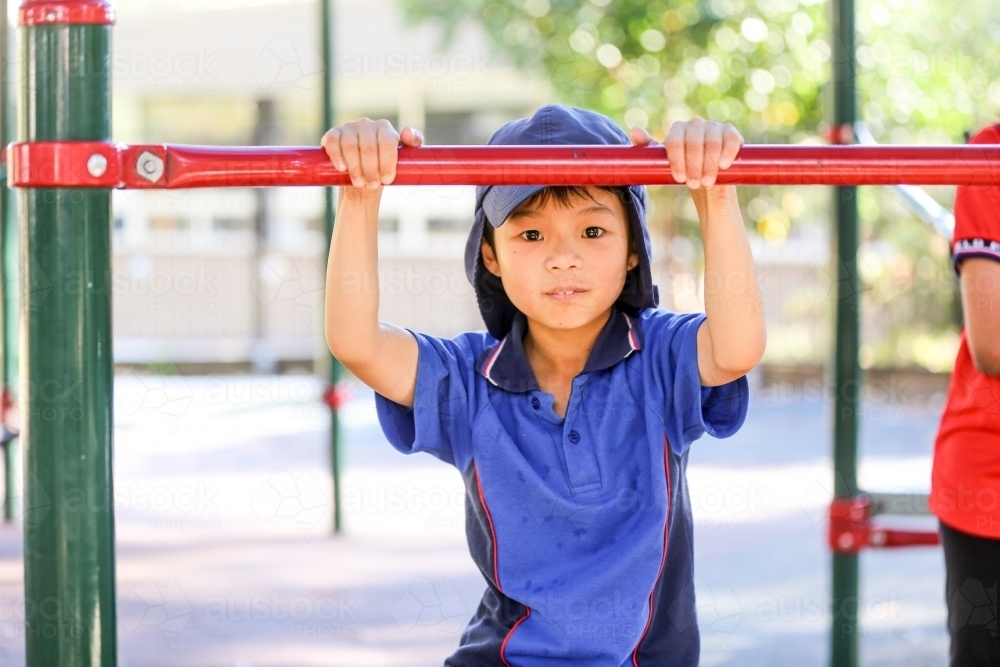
top-left (952, 124), bottom-right (1000, 273)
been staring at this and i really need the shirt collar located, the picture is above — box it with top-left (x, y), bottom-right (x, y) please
top-left (476, 307), bottom-right (644, 393)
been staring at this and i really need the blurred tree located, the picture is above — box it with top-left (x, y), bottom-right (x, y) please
top-left (397, 0), bottom-right (834, 251)
top-left (399, 0), bottom-right (999, 142)
top-left (399, 0), bottom-right (1000, 370)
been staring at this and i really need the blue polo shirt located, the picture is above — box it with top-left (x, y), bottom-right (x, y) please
top-left (375, 306), bottom-right (749, 667)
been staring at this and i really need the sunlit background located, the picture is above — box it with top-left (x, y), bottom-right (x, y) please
top-left (100, 0), bottom-right (1000, 373)
top-left (0, 0), bottom-right (997, 665)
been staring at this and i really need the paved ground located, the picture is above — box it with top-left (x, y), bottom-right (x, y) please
top-left (0, 371), bottom-right (949, 666)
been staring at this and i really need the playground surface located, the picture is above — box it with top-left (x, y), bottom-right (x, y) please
top-left (0, 372), bottom-right (948, 666)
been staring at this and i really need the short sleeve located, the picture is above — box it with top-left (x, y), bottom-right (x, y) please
top-left (373, 328), bottom-right (478, 468)
top-left (642, 310), bottom-right (750, 455)
top-left (952, 125), bottom-right (1000, 274)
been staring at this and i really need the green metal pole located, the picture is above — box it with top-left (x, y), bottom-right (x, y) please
top-left (0, 0), bottom-right (18, 524)
top-left (19, 3), bottom-right (118, 665)
top-left (830, 0), bottom-right (860, 664)
top-left (321, 0), bottom-right (343, 534)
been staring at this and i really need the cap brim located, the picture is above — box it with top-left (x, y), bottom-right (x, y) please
top-left (483, 185), bottom-right (547, 227)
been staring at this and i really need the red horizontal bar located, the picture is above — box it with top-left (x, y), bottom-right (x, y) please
top-left (869, 527), bottom-right (940, 548)
top-left (8, 141), bottom-right (1000, 189)
top-left (828, 496), bottom-right (940, 553)
top-left (19, 0), bottom-right (115, 26)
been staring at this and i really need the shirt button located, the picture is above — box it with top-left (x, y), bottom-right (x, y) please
top-left (569, 430), bottom-right (580, 443)
top-left (531, 397), bottom-right (540, 409)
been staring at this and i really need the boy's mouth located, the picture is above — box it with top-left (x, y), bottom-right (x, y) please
top-left (546, 287), bottom-right (586, 300)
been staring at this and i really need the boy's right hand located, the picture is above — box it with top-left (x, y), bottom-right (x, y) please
top-left (321, 119), bottom-right (424, 191)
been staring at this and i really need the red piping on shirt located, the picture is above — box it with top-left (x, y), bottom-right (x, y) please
top-left (500, 607), bottom-right (532, 667)
top-left (474, 462), bottom-right (502, 588)
top-left (474, 461), bottom-right (531, 666)
top-left (481, 336), bottom-right (508, 385)
top-left (631, 434), bottom-right (673, 666)
top-left (624, 313), bottom-right (641, 353)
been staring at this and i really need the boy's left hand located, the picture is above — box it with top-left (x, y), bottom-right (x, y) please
top-left (630, 118), bottom-right (743, 190)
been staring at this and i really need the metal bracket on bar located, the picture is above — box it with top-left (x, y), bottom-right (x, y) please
top-left (0, 386), bottom-right (17, 445)
top-left (7, 140), bottom-right (1000, 190)
top-left (19, 0), bottom-right (115, 27)
top-left (828, 494), bottom-right (940, 553)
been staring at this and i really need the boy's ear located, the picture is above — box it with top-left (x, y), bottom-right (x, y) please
top-left (627, 250), bottom-right (639, 272)
top-left (481, 238), bottom-right (501, 277)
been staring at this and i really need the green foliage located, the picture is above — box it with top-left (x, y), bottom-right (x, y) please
top-left (399, 0), bottom-right (1000, 142)
top-left (853, 3), bottom-right (1000, 143)
top-left (399, 0), bottom-right (1000, 369)
top-left (400, 0), bottom-right (831, 140)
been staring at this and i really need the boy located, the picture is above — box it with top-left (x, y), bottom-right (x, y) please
top-left (322, 104), bottom-right (765, 666)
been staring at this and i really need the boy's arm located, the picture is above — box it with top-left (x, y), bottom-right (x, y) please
top-left (690, 185), bottom-right (767, 386)
top-left (632, 120), bottom-right (766, 387)
top-left (323, 120), bottom-right (422, 408)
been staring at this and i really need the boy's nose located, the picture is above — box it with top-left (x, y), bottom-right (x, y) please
top-left (545, 237), bottom-right (583, 271)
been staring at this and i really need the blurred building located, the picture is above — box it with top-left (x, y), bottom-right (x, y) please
top-left (98, 0), bottom-right (833, 371)
top-left (108, 0), bottom-right (554, 369)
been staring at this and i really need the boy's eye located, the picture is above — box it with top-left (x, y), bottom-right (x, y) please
top-left (519, 228), bottom-right (604, 241)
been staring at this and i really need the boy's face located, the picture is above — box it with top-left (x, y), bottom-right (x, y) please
top-left (480, 186), bottom-right (639, 332)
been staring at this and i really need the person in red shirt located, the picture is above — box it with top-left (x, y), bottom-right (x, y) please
top-left (929, 123), bottom-right (1000, 666)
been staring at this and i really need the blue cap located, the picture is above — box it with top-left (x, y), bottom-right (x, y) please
top-left (464, 103), bottom-right (660, 339)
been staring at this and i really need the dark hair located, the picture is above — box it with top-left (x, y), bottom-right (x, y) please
top-left (481, 185), bottom-right (636, 256)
